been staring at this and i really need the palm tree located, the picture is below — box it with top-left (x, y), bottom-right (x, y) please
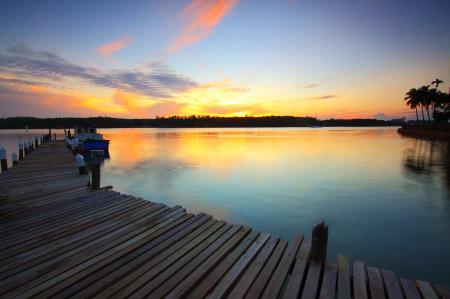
top-left (404, 88), bottom-right (421, 121)
top-left (428, 87), bottom-right (439, 114)
top-left (431, 78), bottom-right (444, 88)
top-left (418, 85), bottom-right (432, 121)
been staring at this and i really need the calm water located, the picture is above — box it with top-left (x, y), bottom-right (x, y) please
top-left (1, 127), bottom-right (449, 284)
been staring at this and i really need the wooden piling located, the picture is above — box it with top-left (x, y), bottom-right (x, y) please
top-left (0, 147), bottom-right (7, 171)
top-left (90, 150), bottom-right (104, 189)
top-left (23, 142), bottom-right (29, 156)
top-left (75, 153), bottom-right (87, 175)
top-left (19, 143), bottom-right (24, 160)
top-left (12, 152), bottom-right (18, 166)
top-left (310, 221), bottom-right (328, 262)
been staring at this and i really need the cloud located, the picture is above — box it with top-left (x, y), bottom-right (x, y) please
top-left (0, 43), bottom-right (197, 98)
top-left (168, 0), bottom-right (239, 52)
top-left (96, 36), bottom-right (133, 57)
top-left (0, 77), bottom-right (52, 87)
top-left (296, 83), bottom-right (318, 89)
top-left (310, 94), bottom-right (336, 100)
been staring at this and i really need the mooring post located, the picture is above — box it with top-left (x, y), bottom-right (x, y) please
top-left (91, 150), bottom-right (104, 189)
top-left (0, 147), bottom-right (7, 172)
top-left (12, 152), bottom-right (18, 166)
top-left (23, 142), bottom-right (28, 156)
top-left (310, 221), bottom-right (328, 262)
top-left (28, 140), bottom-right (33, 152)
top-left (19, 143), bottom-right (24, 160)
top-left (75, 153), bottom-right (87, 174)
top-left (71, 138), bottom-right (79, 155)
top-left (35, 137), bottom-right (39, 148)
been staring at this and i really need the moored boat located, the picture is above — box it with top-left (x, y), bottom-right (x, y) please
top-left (68, 126), bottom-right (110, 156)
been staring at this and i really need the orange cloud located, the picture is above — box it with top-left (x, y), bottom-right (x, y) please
top-left (97, 36), bottom-right (133, 57)
top-left (29, 85), bottom-right (49, 93)
top-left (168, 0), bottom-right (239, 52)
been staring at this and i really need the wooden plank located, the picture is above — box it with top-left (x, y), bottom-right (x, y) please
top-left (261, 234), bottom-right (304, 299)
top-left (246, 239), bottom-right (288, 298)
top-left (300, 260), bottom-right (322, 299)
top-left (47, 214), bottom-right (212, 299)
top-left (353, 260), bottom-right (368, 299)
top-left (319, 263), bottom-right (338, 299)
top-left (1, 207), bottom-right (187, 297)
top-left (297, 237), bottom-right (311, 259)
top-left (131, 225), bottom-right (245, 298)
top-left (337, 254), bottom-right (351, 299)
top-left (225, 236), bottom-right (279, 299)
top-left (367, 266), bottom-right (386, 299)
top-left (149, 226), bottom-right (252, 299)
top-left (0, 196), bottom-right (145, 261)
top-left (381, 269), bottom-right (404, 299)
top-left (200, 232), bottom-right (269, 299)
top-left (0, 200), bottom-right (159, 277)
top-left (97, 218), bottom-right (221, 298)
top-left (30, 210), bottom-right (193, 298)
top-left (416, 280), bottom-right (439, 299)
top-left (400, 278), bottom-right (421, 299)
top-left (186, 231), bottom-right (267, 299)
top-left (282, 258), bottom-right (308, 299)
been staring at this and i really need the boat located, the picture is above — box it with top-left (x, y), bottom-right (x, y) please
top-left (69, 126), bottom-right (110, 156)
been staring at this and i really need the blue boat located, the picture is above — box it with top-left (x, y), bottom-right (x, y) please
top-left (70, 126), bottom-right (110, 156)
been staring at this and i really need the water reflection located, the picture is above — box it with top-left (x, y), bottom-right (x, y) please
top-left (403, 138), bottom-right (450, 195)
top-left (99, 128), bottom-right (450, 285)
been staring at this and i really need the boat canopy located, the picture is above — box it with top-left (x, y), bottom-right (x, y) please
top-left (73, 126), bottom-right (103, 141)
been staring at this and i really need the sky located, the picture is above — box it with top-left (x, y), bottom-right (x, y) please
top-left (0, 0), bottom-right (449, 119)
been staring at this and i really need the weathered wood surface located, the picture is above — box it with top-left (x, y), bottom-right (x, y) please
top-left (0, 141), bottom-right (447, 298)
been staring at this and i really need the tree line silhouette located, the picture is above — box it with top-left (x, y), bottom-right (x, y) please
top-left (404, 78), bottom-right (450, 122)
top-left (0, 116), bottom-right (403, 129)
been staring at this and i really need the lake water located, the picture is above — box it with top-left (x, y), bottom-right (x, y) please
top-left (1, 127), bottom-right (449, 285)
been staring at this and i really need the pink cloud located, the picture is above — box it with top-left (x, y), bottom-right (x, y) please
top-left (168, 0), bottom-right (239, 52)
top-left (96, 36), bottom-right (133, 57)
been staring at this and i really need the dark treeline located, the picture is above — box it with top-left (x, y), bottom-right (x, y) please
top-left (0, 116), bottom-right (403, 129)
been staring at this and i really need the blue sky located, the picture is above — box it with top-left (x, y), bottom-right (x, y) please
top-left (0, 0), bottom-right (449, 118)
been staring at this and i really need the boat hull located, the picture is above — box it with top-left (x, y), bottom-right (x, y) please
top-left (80, 140), bottom-right (110, 151)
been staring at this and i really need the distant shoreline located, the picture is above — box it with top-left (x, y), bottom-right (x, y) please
top-left (0, 116), bottom-right (404, 129)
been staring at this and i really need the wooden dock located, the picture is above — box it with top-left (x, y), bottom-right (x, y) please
top-left (0, 141), bottom-right (448, 299)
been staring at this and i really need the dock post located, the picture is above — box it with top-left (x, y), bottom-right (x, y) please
top-left (310, 221), bottom-right (328, 262)
top-left (23, 142), bottom-right (29, 156)
top-left (12, 152), bottom-right (18, 166)
top-left (91, 150), bottom-right (104, 189)
top-left (28, 140), bottom-right (33, 152)
top-left (75, 153), bottom-right (87, 174)
top-left (71, 139), bottom-right (79, 156)
top-left (19, 143), bottom-right (24, 160)
top-left (35, 137), bottom-right (39, 148)
top-left (0, 147), bottom-right (7, 171)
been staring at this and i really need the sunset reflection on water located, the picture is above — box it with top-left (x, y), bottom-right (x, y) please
top-left (98, 127), bottom-right (450, 285)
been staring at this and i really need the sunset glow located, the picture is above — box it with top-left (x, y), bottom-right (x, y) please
top-left (0, 0), bottom-right (449, 119)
